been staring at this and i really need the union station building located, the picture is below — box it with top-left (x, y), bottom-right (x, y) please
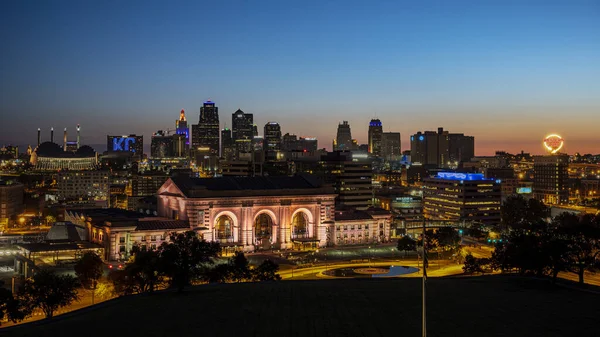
top-left (157, 174), bottom-right (392, 253)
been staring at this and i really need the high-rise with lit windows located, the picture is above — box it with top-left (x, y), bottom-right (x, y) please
top-left (423, 172), bottom-right (501, 225)
top-left (368, 119), bottom-right (383, 157)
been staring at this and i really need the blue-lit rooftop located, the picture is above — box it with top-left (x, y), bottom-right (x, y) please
top-left (435, 172), bottom-right (489, 181)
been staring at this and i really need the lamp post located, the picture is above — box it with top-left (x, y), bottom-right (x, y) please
top-left (422, 219), bottom-right (427, 337)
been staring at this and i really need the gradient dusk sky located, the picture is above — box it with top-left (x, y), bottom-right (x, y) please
top-left (1, 0), bottom-right (599, 155)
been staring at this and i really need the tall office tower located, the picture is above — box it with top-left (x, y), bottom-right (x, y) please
top-left (76, 124), bottom-right (81, 149)
top-left (533, 154), bottom-right (569, 205)
top-left (150, 130), bottom-right (174, 158)
top-left (176, 109), bottom-right (190, 147)
top-left (232, 109), bottom-right (254, 156)
top-left (252, 125), bottom-right (258, 137)
top-left (172, 134), bottom-right (186, 157)
top-left (63, 128), bottom-right (68, 151)
top-left (381, 132), bottom-right (401, 161)
top-left (334, 121), bottom-right (353, 151)
top-left (192, 100), bottom-right (220, 155)
top-left (263, 122), bottom-right (282, 159)
top-left (410, 127), bottom-right (473, 168)
top-left (37, 128), bottom-right (41, 146)
top-left (448, 133), bottom-right (475, 164)
top-left (423, 172), bottom-right (501, 225)
top-left (221, 128), bottom-right (234, 160)
top-left (368, 119), bottom-right (383, 157)
top-left (282, 133), bottom-right (298, 151)
top-left (320, 151), bottom-right (372, 209)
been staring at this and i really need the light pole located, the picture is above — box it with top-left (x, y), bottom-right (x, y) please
top-left (422, 219), bottom-right (427, 337)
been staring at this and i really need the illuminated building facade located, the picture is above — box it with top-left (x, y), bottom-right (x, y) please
top-left (157, 175), bottom-right (336, 251)
top-left (65, 209), bottom-right (189, 261)
top-left (423, 172), bottom-right (501, 225)
top-left (30, 142), bottom-right (98, 171)
top-left (332, 208), bottom-right (392, 245)
top-left (57, 170), bottom-right (110, 201)
top-left (221, 128), bottom-right (234, 160)
top-left (107, 135), bottom-right (143, 154)
top-left (192, 101), bottom-right (220, 155)
top-left (320, 151), bottom-right (373, 209)
top-left (264, 122), bottom-right (282, 160)
top-left (232, 109), bottom-right (254, 157)
top-left (150, 130), bottom-right (174, 158)
top-left (368, 119), bottom-right (383, 157)
top-left (0, 180), bottom-right (24, 226)
top-left (533, 154), bottom-right (569, 205)
top-left (176, 109), bottom-right (190, 146)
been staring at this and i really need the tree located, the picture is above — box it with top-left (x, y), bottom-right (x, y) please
top-left (463, 253), bottom-right (483, 274)
top-left (501, 195), bottom-right (549, 231)
top-left (74, 251), bottom-right (104, 304)
top-left (159, 231), bottom-right (220, 292)
top-left (397, 236), bottom-right (417, 257)
top-left (21, 269), bottom-right (79, 319)
top-left (203, 263), bottom-right (232, 284)
top-left (0, 283), bottom-right (28, 325)
top-left (123, 247), bottom-right (165, 294)
top-left (251, 259), bottom-right (282, 282)
top-left (556, 213), bottom-right (600, 284)
top-left (229, 251), bottom-right (251, 283)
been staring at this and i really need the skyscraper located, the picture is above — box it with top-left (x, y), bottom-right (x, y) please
top-left (334, 121), bottom-right (353, 151)
top-left (192, 101), bottom-right (220, 155)
top-left (264, 122), bottom-right (282, 160)
top-left (381, 132), bottom-right (401, 161)
top-left (533, 154), bottom-right (568, 205)
top-left (410, 128), bottom-right (473, 168)
top-left (176, 109), bottom-right (190, 147)
top-left (221, 128), bottom-right (234, 160)
top-left (232, 109), bottom-right (254, 156)
top-left (368, 119), bottom-right (383, 157)
top-left (151, 130), bottom-right (174, 158)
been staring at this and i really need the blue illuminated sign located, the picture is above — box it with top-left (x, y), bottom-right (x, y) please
top-left (410, 136), bottom-right (414, 141)
top-left (517, 187), bottom-right (532, 194)
top-left (113, 137), bottom-right (136, 151)
top-left (419, 135), bottom-right (424, 141)
top-left (437, 172), bottom-right (486, 181)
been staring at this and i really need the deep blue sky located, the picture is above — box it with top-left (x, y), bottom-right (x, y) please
top-left (1, 0), bottom-right (599, 154)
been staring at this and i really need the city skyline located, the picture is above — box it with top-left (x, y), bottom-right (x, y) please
top-left (1, 1), bottom-right (599, 155)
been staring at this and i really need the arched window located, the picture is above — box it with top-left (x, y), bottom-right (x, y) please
top-left (215, 215), bottom-right (234, 241)
top-left (254, 213), bottom-right (273, 240)
top-left (292, 212), bottom-right (309, 238)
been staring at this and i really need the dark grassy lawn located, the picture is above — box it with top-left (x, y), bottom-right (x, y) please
top-left (4, 275), bottom-right (599, 337)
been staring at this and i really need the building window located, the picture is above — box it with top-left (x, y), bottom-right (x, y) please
top-left (119, 237), bottom-right (125, 244)
top-left (151, 244), bottom-right (157, 250)
top-left (119, 245), bottom-right (125, 253)
top-left (151, 235), bottom-right (156, 242)
top-left (358, 224), bottom-right (362, 230)
top-left (292, 212), bottom-right (309, 238)
top-left (215, 215), bottom-right (234, 241)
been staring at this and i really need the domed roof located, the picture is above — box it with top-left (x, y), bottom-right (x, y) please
top-left (76, 145), bottom-right (96, 157)
top-left (35, 142), bottom-right (63, 157)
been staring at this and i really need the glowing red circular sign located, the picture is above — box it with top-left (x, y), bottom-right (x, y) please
top-left (543, 134), bottom-right (564, 154)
